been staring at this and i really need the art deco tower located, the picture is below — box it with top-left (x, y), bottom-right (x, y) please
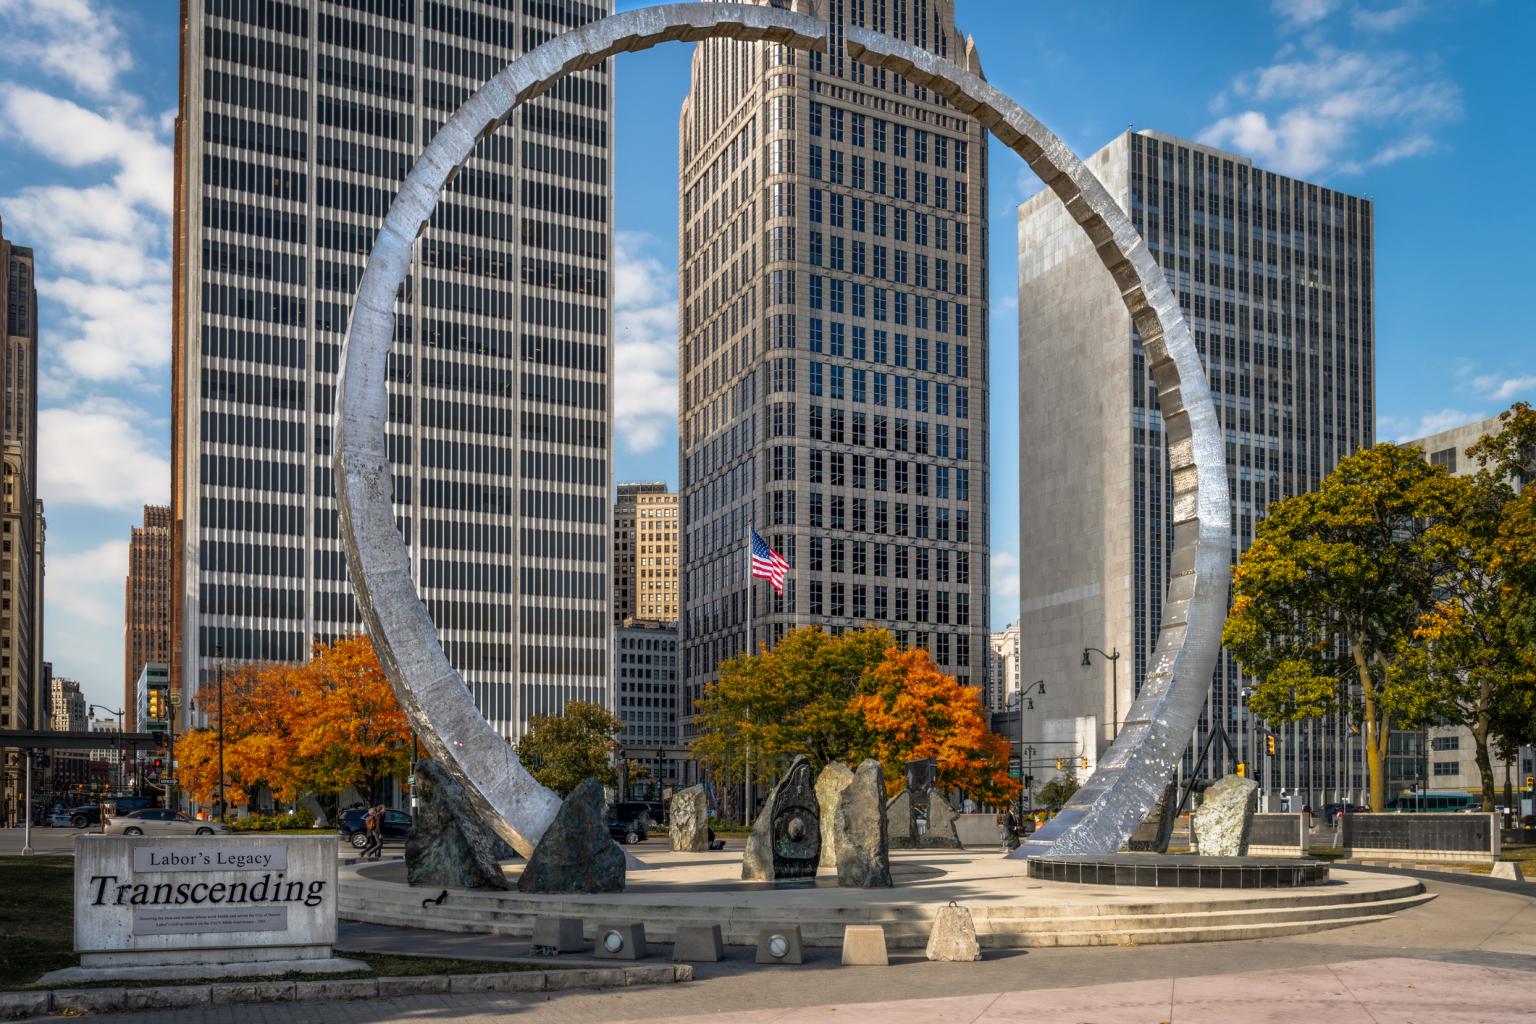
top-left (1, 219), bottom-right (41, 734)
top-left (124, 505), bottom-right (172, 732)
top-left (172, 0), bottom-right (616, 738)
top-left (677, 0), bottom-right (991, 740)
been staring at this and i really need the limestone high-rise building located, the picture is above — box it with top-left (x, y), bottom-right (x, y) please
top-left (50, 676), bottom-right (85, 733)
top-left (172, 0), bottom-right (616, 738)
top-left (613, 483), bottom-right (679, 624)
top-left (677, 0), bottom-right (991, 738)
top-left (124, 505), bottom-right (172, 732)
top-left (1018, 130), bottom-right (1374, 805)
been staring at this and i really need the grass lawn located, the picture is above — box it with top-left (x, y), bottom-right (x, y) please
top-left (0, 856), bottom-right (552, 991)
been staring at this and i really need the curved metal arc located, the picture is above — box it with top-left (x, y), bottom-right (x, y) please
top-left (843, 28), bottom-right (1231, 856)
top-left (334, 4), bottom-right (828, 859)
top-left (336, 3), bottom-right (1228, 862)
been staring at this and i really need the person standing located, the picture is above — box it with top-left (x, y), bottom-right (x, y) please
top-left (363, 804), bottom-right (384, 860)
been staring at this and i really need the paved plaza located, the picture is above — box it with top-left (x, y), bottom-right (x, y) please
top-left (48, 871), bottom-right (1533, 1023)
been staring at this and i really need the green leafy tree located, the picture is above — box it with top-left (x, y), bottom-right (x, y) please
top-left (1223, 443), bottom-right (1457, 810)
top-left (1037, 774), bottom-right (1079, 813)
top-left (690, 626), bottom-right (892, 791)
top-left (1394, 403), bottom-right (1536, 810)
top-left (514, 701), bottom-right (623, 796)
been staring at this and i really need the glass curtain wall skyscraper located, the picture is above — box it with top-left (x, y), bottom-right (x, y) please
top-left (677, 0), bottom-right (991, 742)
top-left (1017, 131), bottom-right (1374, 804)
top-left (172, 0), bottom-right (615, 738)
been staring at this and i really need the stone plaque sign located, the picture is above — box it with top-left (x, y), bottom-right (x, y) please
top-left (52, 834), bottom-right (360, 985)
top-left (132, 844), bottom-right (289, 873)
top-left (133, 905), bottom-right (287, 936)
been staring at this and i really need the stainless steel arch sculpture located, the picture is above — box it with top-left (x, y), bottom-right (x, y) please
top-left (335, 2), bottom-right (1230, 859)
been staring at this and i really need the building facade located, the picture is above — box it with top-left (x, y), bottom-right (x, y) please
top-left (125, 505), bottom-right (172, 732)
top-left (1017, 130), bottom-right (1375, 805)
top-left (171, 0), bottom-right (616, 738)
top-left (613, 483), bottom-right (679, 624)
top-left (614, 619), bottom-right (686, 799)
top-left (987, 618), bottom-right (1019, 713)
top-left (1404, 414), bottom-right (1532, 811)
top-left (50, 676), bottom-right (86, 733)
top-left (2, 218), bottom-right (42, 826)
top-left (677, 0), bottom-right (990, 741)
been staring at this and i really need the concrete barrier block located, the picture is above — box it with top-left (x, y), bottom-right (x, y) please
top-left (379, 974), bottom-right (450, 996)
top-left (530, 916), bottom-right (585, 953)
top-left (623, 965), bottom-right (677, 986)
top-left (211, 981), bottom-right (298, 1005)
top-left (841, 925), bottom-right (889, 965)
top-left (0, 991), bottom-right (50, 1018)
top-left (755, 926), bottom-right (804, 964)
top-left (544, 968), bottom-right (625, 991)
top-left (48, 988), bottom-right (131, 1015)
top-left (448, 972), bottom-right (547, 994)
top-left (671, 923), bottom-right (724, 962)
top-left (1492, 861), bottom-right (1525, 882)
top-left (594, 922), bottom-right (648, 960)
top-left (294, 978), bottom-right (379, 1001)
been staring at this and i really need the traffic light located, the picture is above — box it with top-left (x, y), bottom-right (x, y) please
top-left (1055, 757), bottom-right (1064, 771)
top-left (1265, 734), bottom-right (1277, 756)
top-left (1526, 775), bottom-right (1534, 794)
top-left (1235, 762), bottom-right (1246, 777)
top-left (147, 689), bottom-right (162, 721)
top-left (1080, 755), bottom-right (1089, 771)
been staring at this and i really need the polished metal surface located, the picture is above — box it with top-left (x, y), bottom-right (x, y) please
top-left (335, 3), bottom-right (1229, 860)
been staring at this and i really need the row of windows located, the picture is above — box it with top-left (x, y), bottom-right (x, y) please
top-left (765, 491), bottom-right (973, 542)
top-left (808, 102), bottom-right (969, 172)
top-left (807, 149), bottom-right (968, 214)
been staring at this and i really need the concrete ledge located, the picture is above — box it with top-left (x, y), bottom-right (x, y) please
top-left (3, 964), bottom-right (684, 1016)
top-left (39, 956), bottom-right (368, 985)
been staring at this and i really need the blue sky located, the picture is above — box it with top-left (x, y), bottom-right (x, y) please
top-left (0, 0), bottom-right (1531, 713)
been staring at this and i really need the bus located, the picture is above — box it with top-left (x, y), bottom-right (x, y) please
top-left (1384, 790), bottom-right (1481, 813)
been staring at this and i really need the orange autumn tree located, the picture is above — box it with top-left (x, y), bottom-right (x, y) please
top-left (175, 636), bottom-right (409, 816)
top-left (289, 635), bottom-right (411, 815)
top-left (177, 662), bottom-right (302, 808)
top-left (851, 646), bottom-right (1019, 807)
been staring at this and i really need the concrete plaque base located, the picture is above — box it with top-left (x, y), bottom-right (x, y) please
top-left (38, 956), bottom-right (368, 985)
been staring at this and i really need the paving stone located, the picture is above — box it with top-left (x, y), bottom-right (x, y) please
top-left (447, 972), bottom-right (548, 994)
top-left (543, 967), bottom-right (626, 990)
top-left (0, 991), bottom-right (49, 1017)
top-left (211, 981), bottom-right (298, 1005)
top-left (295, 977), bottom-right (380, 1001)
top-left (378, 974), bottom-right (450, 996)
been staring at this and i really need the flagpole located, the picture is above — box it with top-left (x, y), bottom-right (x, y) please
top-left (745, 523), bottom-right (755, 824)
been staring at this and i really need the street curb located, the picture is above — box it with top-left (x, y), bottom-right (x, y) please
top-left (0, 964), bottom-right (690, 1018)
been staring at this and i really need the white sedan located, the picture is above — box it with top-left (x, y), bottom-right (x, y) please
top-left (104, 809), bottom-right (227, 836)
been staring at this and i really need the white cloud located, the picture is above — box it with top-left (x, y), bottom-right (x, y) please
top-left (38, 403), bottom-right (170, 510)
top-left (44, 538), bottom-right (131, 711)
top-left (613, 232), bottom-right (678, 454)
top-left (0, 86), bottom-right (173, 388)
top-left (1351, 1), bottom-right (1428, 32)
top-left (1272, 0), bottom-right (1339, 26)
top-left (1200, 46), bottom-right (1459, 177)
top-left (0, 0), bottom-right (132, 99)
top-left (1384, 408), bottom-right (1485, 443)
top-left (1472, 375), bottom-right (1536, 403)
top-left (991, 551), bottom-right (1020, 602)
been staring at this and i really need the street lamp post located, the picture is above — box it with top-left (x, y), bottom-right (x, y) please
top-left (1082, 647), bottom-right (1121, 742)
top-left (214, 645), bottom-right (226, 823)
top-left (1009, 680), bottom-right (1046, 829)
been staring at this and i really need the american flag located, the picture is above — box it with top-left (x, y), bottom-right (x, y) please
top-left (750, 528), bottom-right (789, 593)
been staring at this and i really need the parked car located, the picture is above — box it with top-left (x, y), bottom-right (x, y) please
top-left (1522, 814), bottom-right (1536, 829)
top-left (105, 809), bottom-right (226, 836)
top-left (609, 818), bottom-right (648, 845)
top-left (49, 811), bottom-right (71, 828)
top-left (1322, 803), bottom-right (1370, 824)
top-left (336, 808), bottom-right (413, 849)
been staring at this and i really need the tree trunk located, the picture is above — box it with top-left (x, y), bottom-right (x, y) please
top-left (1354, 642), bottom-right (1389, 811)
top-left (1472, 715), bottom-right (1495, 813)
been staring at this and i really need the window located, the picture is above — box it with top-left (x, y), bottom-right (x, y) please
top-left (1433, 761), bottom-right (1458, 777)
top-left (1430, 735), bottom-right (1460, 751)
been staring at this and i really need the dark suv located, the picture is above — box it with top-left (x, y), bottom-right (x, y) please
top-left (68, 797), bottom-right (154, 829)
top-left (336, 808), bottom-right (413, 848)
top-left (609, 818), bottom-right (648, 844)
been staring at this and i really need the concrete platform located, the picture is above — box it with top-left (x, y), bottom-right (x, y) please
top-left (337, 848), bottom-right (1433, 949)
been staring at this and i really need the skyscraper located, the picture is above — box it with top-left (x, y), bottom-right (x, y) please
top-left (125, 505), bottom-right (172, 732)
top-left (1017, 130), bottom-right (1374, 804)
top-left (1, 218), bottom-right (40, 733)
top-left (172, 0), bottom-right (616, 738)
top-left (2, 218), bottom-right (41, 825)
top-left (613, 483), bottom-right (679, 624)
top-left (677, 0), bottom-right (991, 740)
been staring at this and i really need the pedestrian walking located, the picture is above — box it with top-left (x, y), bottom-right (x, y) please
top-left (363, 804), bottom-right (384, 860)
